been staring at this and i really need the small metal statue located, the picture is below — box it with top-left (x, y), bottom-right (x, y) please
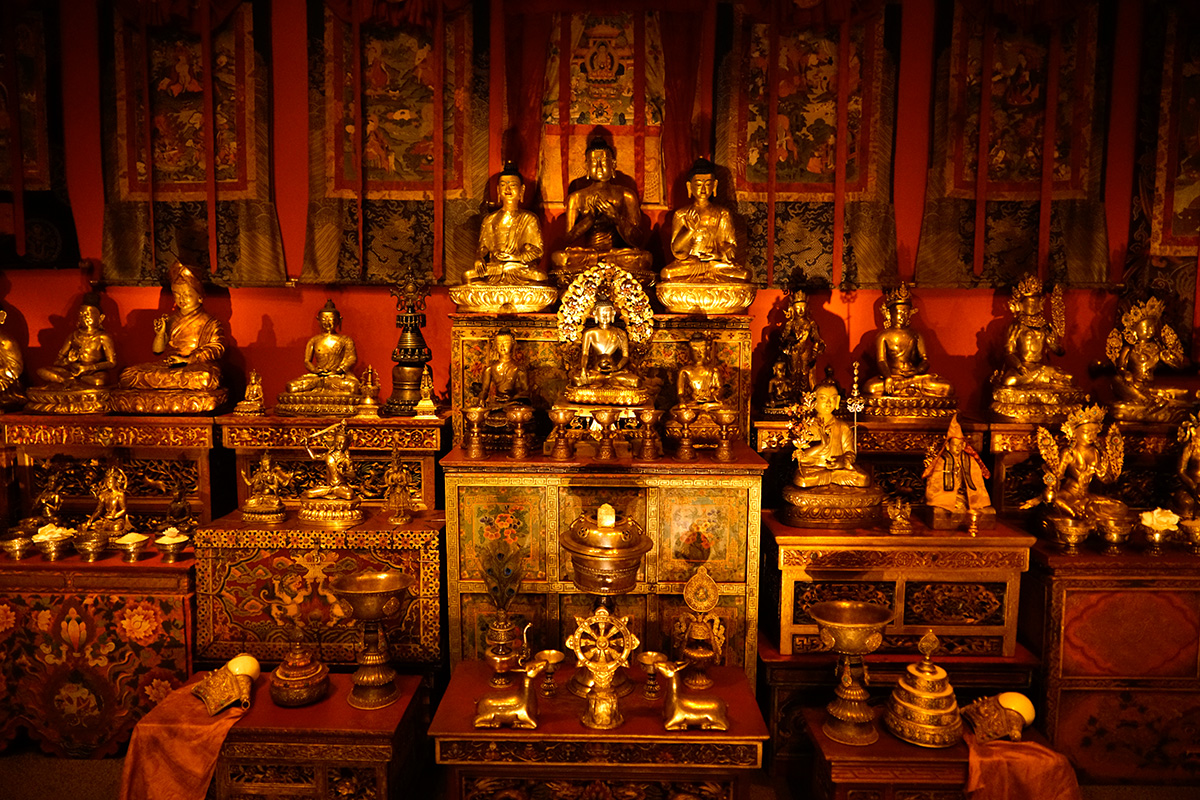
top-left (297, 420), bottom-right (363, 528)
top-left (86, 465), bottom-right (133, 538)
top-left (864, 283), bottom-right (956, 418)
top-left (276, 300), bottom-right (363, 417)
top-left (922, 414), bottom-right (995, 531)
top-left (233, 370), bottom-right (266, 415)
top-left (0, 308), bottom-right (26, 410)
top-left (472, 658), bottom-right (549, 729)
top-left (27, 291), bottom-right (117, 414)
top-left (653, 660), bottom-right (729, 731)
top-left (1105, 297), bottom-right (1191, 422)
top-left (240, 451), bottom-right (293, 524)
top-left (383, 447), bottom-right (413, 525)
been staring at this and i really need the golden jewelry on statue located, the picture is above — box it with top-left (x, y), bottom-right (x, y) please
top-left (766, 291), bottom-right (826, 414)
top-left (297, 420), bottom-right (363, 528)
top-left (657, 158), bottom-right (755, 314)
top-left (27, 291), bottom-right (117, 414)
top-left (276, 300), bottom-right (364, 417)
top-left (233, 370), bottom-right (266, 415)
top-left (989, 274), bottom-right (1086, 423)
top-left (1105, 297), bottom-right (1192, 422)
top-left (884, 631), bottom-right (964, 748)
top-left (863, 283), bottom-right (956, 418)
top-left (567, 606), bottom-right (640, 730)
top-left (922, 414), bottom-right (995, 531)
top-left (111, 261), bottom-right (228, 413)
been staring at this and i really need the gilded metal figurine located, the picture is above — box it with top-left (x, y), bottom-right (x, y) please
top-left (240, 451), bottom-right (293, 524)
top-left (657, 158), bottom-right (754, 314)
top-left (864, 283), bottom-right (956, 418)
top-left (383, 447), bottom-right (413, 525)
top-left (666, 333), bottom-right (731, 445)
top-left (478, 329), bottom-right (531, 424)
top-left (112, 261), bottom-right (227, 413)
top-left (766, 292), bottom-right (825, 413)
top-left (473, 658), bottom-right (549, 729)
top-left (671, 568), bottom-right (725, 690)
top-left (1105, 297), bottom-right (1191, 422)
top-left (298, 421), bottom-right (363, 528)
top-left (27, 292), bottom-right (117, 414)
top-left (451, 163), bottom-right (556, 313)
top-left (233, 370), bottom-right (266, 415)
top-left (653, 660), bottom-right (729, 731)
top-left (989, 274), bottom-right (1086, 423)
top-left (0, 308), bottom-right (25, 410)
top-left (85, 466), bottom-right (133, 538)
top-left (922, 414), bottom-right (995, 530)
top-left (1175, 414), bottom-right (1200, 520)
top-left (276, 300), bottom-right (363, 417)
top-left (560, 293), bottom-right (654, 407)
top-left (551, 139), bottom-right (653, 287)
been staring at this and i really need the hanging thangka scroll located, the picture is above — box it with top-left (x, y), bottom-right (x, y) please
top-left (301, 0), bottom-right (479, 284)
top-left (540, 12), bottom-right (667, 210)
top-left (721, 2), bottom-right (896, 289)
top-left (101, 1), bottom-right (285, 286)
top-left (0, 2), bottom-right (80, 269)
top-left (914, 2), bottom-right (1108, 288)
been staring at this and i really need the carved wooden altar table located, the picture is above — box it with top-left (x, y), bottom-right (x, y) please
top-left (431, 661), bottom-right (769, 800)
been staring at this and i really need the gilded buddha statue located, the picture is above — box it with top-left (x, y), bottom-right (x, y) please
top-left (1105, 297), bottom-right (1192, 423)
top-left (85, 466), bottom-right (133, 539)
top-left (551, 139), bottom-right (654, 287)
top-left (111, 261), bottom-right (227, 413)
top-left (476, 329), bottom-right (531, 426)
top-left (450, 165), bottom-right (557, 313)
top-left (276, 300), bottom-right (364, 417)
top-left (26, 292), bottom-right (118, 414)
top-left (989, 274), bottom-right (1086, 423)
top-left (560, 296), bottom-right (653, 407)
top-left (665, 333), bottom-right (730, 443)
top-left (863, 283), bottom-right (956, 418)
top-left (657, 159), bottom-right (755, 314)
top-left (781, 382), bottom-right (884, 528)
top-left (0, 308), bottom-right (25, 410)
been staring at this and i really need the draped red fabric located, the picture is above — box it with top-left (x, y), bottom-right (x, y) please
top-left (113, 0), bottom-right (241, 31)
top-left (960, 0), bottom-right (1088, 28)
top-left (200, 5), bottom-right (219, 273)
top-left (504, 12), bottom-right (553, 187)
top-left (661, 8), bottom-right (704, 208)
top-left (1037, 28), bottom-right (1062, 278)
top-left (432, 0), bottom-right (445, 279)
top-left (2, 3), bottom-right (26, 256)
top-left (744, 0), bottom-right (880, 27)
top-left (972, 20), bottom-right (994, 277)
top-left (324, 0), bottom-right (470, 27)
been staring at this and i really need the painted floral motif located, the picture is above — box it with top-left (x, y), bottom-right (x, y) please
top-left (115, 601), bottom-right (165, 647)
top-left (481, 511), bottom-right (521, 545)
top-left (0, 604), bottom-right (16, 636)
top-left (53, 683), bottom-right (100, 723)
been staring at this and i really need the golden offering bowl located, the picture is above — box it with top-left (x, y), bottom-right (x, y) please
top-left (34, 536), bottom-right (73, 562)
top-left (331, 571), bottom-right (412, 620)
top-left (73, 538), bottom-right (110, 563)
top-left (155, 536), bottom-right (191, 563)
top-left (1049, 517), bottom-right (1091, 553)
top-left (547, 407), bottom-right (576, 427)
top-left (533, 649), bottom-right (566, 698)
top-left (807, 601), bottom-right (894, 655)
top-left (1, 537), bottom-right (33, 560)
top-left (1098, 517), bottom-right (1135, 554)
top-left (330, 570), bottom-right (413, 710)
top-left (1180, 519), bottom-right (1200, 554)
top-left (112, 535), bottom-right (150, 563)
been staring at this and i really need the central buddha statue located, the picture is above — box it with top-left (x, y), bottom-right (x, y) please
top-left (27, 291), bottom-right (118, 414)
top-left (551, 139), bottom-right (654, 287)
top-left (560, 295), bottom-right (654, 407)
top-left (110, 261), bottom-right (227, 413)
top-left (276, 300), bottom-right (364, 417)
top-left (657, 159), bottom-right (755, 315)
top-left (863, 283), bottom-right (956, 418)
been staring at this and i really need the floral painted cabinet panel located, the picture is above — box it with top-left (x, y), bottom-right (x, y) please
top-left (0, 555), bottom-right (192, 757)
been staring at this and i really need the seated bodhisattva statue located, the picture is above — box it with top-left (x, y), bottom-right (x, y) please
top-left (1105, 297), bottom-right (1191, 422)
top-left (276, 300), bottom-right (363, 417)
top-left (863, 283), bottom-right (955, 418)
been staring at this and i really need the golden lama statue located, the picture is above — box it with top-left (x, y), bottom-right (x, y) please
top-left (922, 414), bottom-right (995, 531)
top-left (864, 283), bottom-right (956, 418)
top-left (1105, 297), bottom-right (1192, 422)
top-left (450, 165), bottom-right (556, 313)
top-left (781, 382), bottom-right (884, 528)
top-left (657, 158), bottom-right (755, 314)
top-left (551, 139), bottom-right (654, 287)
top-left (111, 261), bottom-right (227, 413)
top-left (989, 274), bottom-right (1086, 423)
top-left (0, 308), bottom-right (25, 410)
top-left (26, 292), bottom-right (118, 414)
top-left (276, 300), bottom-right (364, 417)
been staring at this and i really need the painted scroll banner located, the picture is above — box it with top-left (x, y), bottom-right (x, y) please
top-left (1150, 15), bottom-right (1200, 256)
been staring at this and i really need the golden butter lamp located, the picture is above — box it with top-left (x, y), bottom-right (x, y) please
top-left (330, 570), bottom-right (412, 710)
top-left (808, 600), bottom-right (893, 746)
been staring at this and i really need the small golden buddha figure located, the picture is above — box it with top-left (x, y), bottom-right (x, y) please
top-left (561, 297), bottom-right (653, 406)
top-left (1023, 405), bottom-right (1129, 530)
top-left (234, 370), bottom-right (266, 415)
top-left (864, 283), bottom-right (956, 418)
top-left (782, 382), bottom-right (884, 528)
top-left (922, 414), bottom-right (995, 530)
top-left (112, 261), bottom-right (227, 413)
top-left (0, 308), bottom-right (25, 410)
top-left (1105, 297), bottom-right (1191, 423)
top-left (86, 466), bottom-right (133, 539)
top-left (665, 334), bottom-right (729, 443)
top-left (989, 274), bottom-right (1086, 423)
top-left (479, 329), bottom-right (530, 413)
top-left (276, 300), bottom-right (363, 417)
top-left (298, 421), bottom-right (363, 528)
top-left (657, 158), bottom-right (754, 314)
top-left (551, 139), bottom-right (653, 287)
top-left (1175, 415), bottom-right (1200, 520)
top-left (241, 451), bottom-right (293, 524)
top-left (26, 292), bottom-right (118, 414)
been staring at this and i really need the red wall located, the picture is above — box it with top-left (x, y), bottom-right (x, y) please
top-left (0, 0), bottom-right (1150, 417)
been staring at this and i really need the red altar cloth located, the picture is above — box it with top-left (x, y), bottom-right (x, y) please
top-left (966, 731), bottom-right (1083, 800)
top-left (118, 681), bottom-right (245, 800)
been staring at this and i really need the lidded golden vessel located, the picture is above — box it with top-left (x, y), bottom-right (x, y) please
top-left (562, 503), bottom-right (652, 595)
top-left (884, 631), bottom-right (964, 748)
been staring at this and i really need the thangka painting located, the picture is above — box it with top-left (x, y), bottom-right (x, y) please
top-left (1150, 14), bottom-right (1200, 256)
top-left (723, 5), bottom-right (896, 288)
top-left (102, 2), bottom-right (284, 285)
top-left (540, 12), bottom-right (666, 207)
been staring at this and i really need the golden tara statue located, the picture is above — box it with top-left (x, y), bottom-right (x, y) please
top-left (551, 139), bottom-right (654, 287)
top-left (85, 465), bottom-right (133, 539)
top-left (864, 283), bottom-right (956, 418)
top-left (0, 308), bottom-right (25, 410)
top-left (240, 451), bottom-right (293, 524)
top-left (26, 292), bottom-right (118, 414)
top-left (276, 300), bottom-right (363, 417)
top-left (922, 414), bottom-right (995, 530)
top-left (450, 164), bottom-right (556, 313)
top-left (111, 261), bottom-right (227, 413)
top-left (766, 292), bottom-right (825, 413)
top-left (297, 421), bottom-right (363, 528)
top-left (989, 274), bottom-right (1086, 423)
top-left (657, 158), bottom-right (755, 314)
top-left (781, 382), bottom-right (884, 528)
top-left (1105, 297), bottom-right (1192, 423)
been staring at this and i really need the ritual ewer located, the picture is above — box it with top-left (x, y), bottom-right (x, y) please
top-left (808, 600), bottom-right (893, 746)
top-left (634, 408), bottom-right (663, 461)
top-left (884, 631), bottom-right (963, 748)
top-left (330, 570), bottom-right (412, 709)
top-left (548, 408), bottom-right (577, 460)
top-left (463, 407), bottom-right (487, 459)
top-left (713, 407), bottom-right (739, 462)
top-left (591, 408), bottom-right (620, 460)
top-left (562, 503), bottom-right (652, 698)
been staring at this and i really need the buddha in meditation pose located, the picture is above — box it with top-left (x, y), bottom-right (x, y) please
top-left (864, 283), bottom-right (955, 416)
top-left (661, 159), bottom-right (750, 284)
top-left (477, 329), bottom-right (530, 424)
top-left (241, 451), bottom-right (293, 524)
top-left (674, 334), bottom-right (725, 413)
top-left (276, 300), bottom-right (363, 416)
top-left (462, 165), bottom-right (548, 286)
top-left (562, 297), bottom-right (651, 406)
top-left (0, 309), bottom-right (23, 409)
top-left (27, 292), bottom-right (119, 414)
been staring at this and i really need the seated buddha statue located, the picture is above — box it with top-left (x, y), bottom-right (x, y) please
top-left (111, 261), bottom-right (227, 413)
top-left (1105, 297), bottom-right (1191, 422)
top-left (863, 283), bottom-right (955, 417)
top-left (560, 297), bottom-right (654, 407)
top-left (551, 139), bottom-right (653, 286)
top-left (989, 274), bottom-right (1085, 423)
top-left (27, 292), bottom-right (118, 414)
top-left (667, 334), bottom-right (729, 442)
top-left (658, 159), bottom-right (754, 314)
top-left (276, 300), bottom-right (363, 417)
top-left (781, 382), bottom-right (884, 528)
top-left (477, 329), bottom-right (530, 425)
top-left (0, 308), bottom-right (25, 410)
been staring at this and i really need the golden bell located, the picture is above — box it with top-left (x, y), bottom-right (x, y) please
top-left (884, 631), bottom-right (963, 748)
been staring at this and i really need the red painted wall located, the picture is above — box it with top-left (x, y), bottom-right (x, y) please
top-left (0, 0), bottom-right (1149, 418)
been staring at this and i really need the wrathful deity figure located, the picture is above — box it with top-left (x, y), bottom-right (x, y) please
top-left (1105, 297), bottom-right (1192, 422)
top-left (27, 292), bottom-right (118, 414)
top-left (561, 297), bottom-right (653, 406)
top-left (112, 261), bottom-right (227, 413)
top-left (551, 139), bottom-right (653, 286)
top-left (864, 283), bottom-right (955, 418)
top-left (782, 383), bottom-right (884, 528)
top-left (989, 274), bottom-right (1085, 423)
top-left (276, 300), bottom-right (364, 416)
top-left (922, 414), bottom-right (995, 530)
